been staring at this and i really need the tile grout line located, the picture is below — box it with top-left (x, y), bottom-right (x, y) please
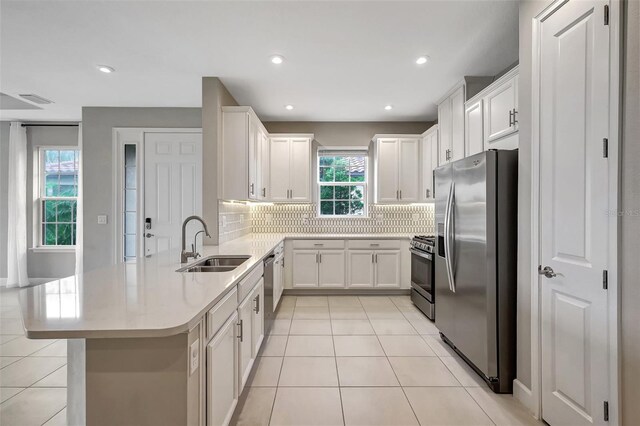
top-left (328, 297), bottom-right (347, 426)
top-left (362, 296), bottom-right (422, 425)
top-left (41, 405), bottom-right (66, 425)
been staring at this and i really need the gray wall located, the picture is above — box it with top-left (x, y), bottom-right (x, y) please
top-left (0, 123), bottom-right (79, 279)
top-left (263, 121), bottom-right (432, 147)
top-left (202, 77), bottom-right (238, 245)
top-left (621, 0), bottom-right (639, 423)
top-left (0, 122), bottom-right (10, 278)
top-left (82, 108), bottom-right (202, 272)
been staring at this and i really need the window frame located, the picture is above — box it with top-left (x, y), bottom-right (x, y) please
top-left (36, 146), bottom-right (80, 250)
top-left (316, 150), bottom-right (368, 218)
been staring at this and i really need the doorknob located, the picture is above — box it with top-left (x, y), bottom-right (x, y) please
top-left (145, 233), bottom-right (155, 238)
top-left (538, 265), bottom-right (557, 278)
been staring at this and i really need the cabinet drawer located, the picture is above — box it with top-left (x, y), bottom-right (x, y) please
top-left (291, 240), bottom-right (345, 249)
top-left (238, 263), bottom-right (264, 303)
top-left (207, 287), bottom-right (238, 340)
top-left (347, 240), bottom-right (402, 250)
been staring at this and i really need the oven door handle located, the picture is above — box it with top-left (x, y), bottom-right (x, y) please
top-left (409, 248), bottom-right (432, 261)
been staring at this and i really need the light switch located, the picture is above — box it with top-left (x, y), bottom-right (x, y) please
top-left (97, 215), bottom-right (108, 225)
top-left (190, 339), bottom-right (200, 376)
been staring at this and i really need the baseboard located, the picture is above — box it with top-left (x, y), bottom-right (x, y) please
top-left (284, 289), bottom-right (410, 296)
top-left (513, 379), bottom-right (537, 417)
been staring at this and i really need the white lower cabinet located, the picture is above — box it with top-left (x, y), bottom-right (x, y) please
top-left (374, 251), bottom-right (401, 288)
top-left (318, 250), bottom-right (346, 288)
top-left (251, 281), bottom-right (264, 357)
top-left (237, 293), bottom-right (254, 393)
top-left (347, 249), bottom-right (401, 288)
top-left (207, 311), bottom-right (238, 426)
top-left (292, 249), bottom-right (345, 288)
top-left (347, 251), bottom-right (375, 288)
top-left (292, 250), bottom-right (319, 288)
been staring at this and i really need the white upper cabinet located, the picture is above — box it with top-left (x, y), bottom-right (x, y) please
top-left (464, 66), bottom-right (520, 153)
top-left (221, 106), bottom-right (269, 201)
top-left (438, 85), bottom-right (465, 165)
top-left (420, 125), bottom-right (438, 202)
top-left (268, 134), bottom-right (313, 203)
top-left (258, 128), bottom-right (270, 200)
top-left (465, 99), bottom-right (484, 157)
top-left (483, 69), bottom-right (519, 148)
top-left (438, 97), bottom-right (453, 165)
top-left (374, 136), bottom-right (421, 203)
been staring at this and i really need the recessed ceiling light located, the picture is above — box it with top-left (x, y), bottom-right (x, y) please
top-left (97, 65), bottom-right (115, 73)
top-left (285, 105), bottom-right (294, 110)
top-left (415, 56), bottom-right (429, 65)
top-left (384, 105), bottom-right (393, 111)
top-left (270, 55), bottom-right (285, 65)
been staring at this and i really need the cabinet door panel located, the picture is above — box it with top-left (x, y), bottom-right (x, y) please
top-left (398, 138), bottom-right (420, 202)
top-left (207, 312), bottom-right (238, 426)
top-left (375, 251), bottom-right (401, 288)
top-left (429, 132), bottom-right (438, 200)
top-left (292, 250), bottom-right (319, 288)
top-left (376, 139), bottom-right (399, 202)
top-left (450, 86), bottom-right (465, 161)
top-left (238, 296), bottom-right (254, 393)
top-left (318, 250), bottom-right (345, 288)
top-left (438, 101), bottom-right (452, 165)
top-left (465, 99), bottom-right (484, 157)
top-left (251, 280), bottom-right (264, 357)
top-left (289, 138), bottom-right (311, 201)
top-left (248, 118), bottom-right (258, 200)
top-left (269, 138), bottom-right (290, 201)
top-left (421, 130), bottom-right (436, 201)
top-left (258, 129), bottom-right (269, 200)
top-left (484, 77), bottom-right (517, 143)
top-left (347, 250), bottom-right (375, 288)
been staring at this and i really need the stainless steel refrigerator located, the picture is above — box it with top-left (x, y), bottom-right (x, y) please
top-left (434, 149), bottom-right (517, 393)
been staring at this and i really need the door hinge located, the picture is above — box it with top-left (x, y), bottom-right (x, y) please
top-left (603, 138), bottom-right (609, 158)
top-left (604, 401), bottom-right (609, 421)
top-left (603, 270), bottom-right (608, 290)
top-left (604, 4), bottom-right (609, 25)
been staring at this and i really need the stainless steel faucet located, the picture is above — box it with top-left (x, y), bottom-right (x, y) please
top-left (181, 215), bottom-right (211, 263)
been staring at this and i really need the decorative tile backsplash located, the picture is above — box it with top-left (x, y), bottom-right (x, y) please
top-left (250, 203), bottom-right (435, 235)
top-left (218, 201), bottom-right (252, 243)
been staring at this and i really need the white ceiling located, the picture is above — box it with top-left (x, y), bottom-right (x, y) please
top-left (0, 1), bottom-right (519, 122)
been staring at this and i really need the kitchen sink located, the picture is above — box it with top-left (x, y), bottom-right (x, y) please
top-left (177, 255), bottom-right (251, 273)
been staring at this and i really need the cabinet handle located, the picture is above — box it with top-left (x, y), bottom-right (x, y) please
top-left (370, 243), bottom-right (380, 247)
top-left (319, 254), bottom-right (322, 263)
top-left (316, 253), bottom-right (319, 263)
top-left (508, 110), bottom-right (513, 127)
top-left (375, 253), bottom-right (378, 263)
top-left (250, 183), bottom-right (254, 195)
top-left (396, 190), bottom-right (399, 200)
top-left (399, 190), bottom-right (402, 200)
top-left (254, 295), bottom-right (260, 313)
top-left (426, 189), bottom-right (430, 198)
top-left (371, 253), bottom-right (375, 263)
top-left (262, 188), bottom-right (266, 197)
top-left (512, 108), bottom-right (518, 124)
top-left (313, 243), bottom-right (324, 246)
top-left (237, 320), bottom-right (243, 342)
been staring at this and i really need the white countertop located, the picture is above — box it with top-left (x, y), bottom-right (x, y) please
top-left (19, 233), bottom-right (412, 339)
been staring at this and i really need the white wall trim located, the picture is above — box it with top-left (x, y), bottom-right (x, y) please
top-left (529, 0), bottom-right (621, 422)
top-left (513, 379), bottom-right (535, 414)
top-left (111, 128), bottom-right (201, 265)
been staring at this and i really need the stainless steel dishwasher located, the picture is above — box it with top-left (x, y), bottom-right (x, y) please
top-left (263, 254), bottom-right (276, 335)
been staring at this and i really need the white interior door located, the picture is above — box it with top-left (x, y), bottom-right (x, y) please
top-left (144, 132), bottom-right (202, 256)
top-left (538, 2), bottom-right (610, 424)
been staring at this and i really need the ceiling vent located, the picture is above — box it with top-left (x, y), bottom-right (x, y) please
top-left (0, 93), bottom-right (42, 110)
top-left (19, 93), bottom-right (53, 104)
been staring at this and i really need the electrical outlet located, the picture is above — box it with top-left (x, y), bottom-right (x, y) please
top-left (301, 214), bottom-right (309, 225)
top-left (97, 215), bottom-right (108, 225)
top-left (189, 339), bottom-right (199, 376)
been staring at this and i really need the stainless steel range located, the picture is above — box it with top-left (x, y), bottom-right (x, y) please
top-left (409, 235), bottom-right (435, 320)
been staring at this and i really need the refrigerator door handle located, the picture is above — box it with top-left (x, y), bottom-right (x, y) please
top-left (444, 182), bottom-right (456, 293)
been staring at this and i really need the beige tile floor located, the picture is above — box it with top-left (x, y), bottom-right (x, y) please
top-left (0, 288), bottom-right (67, 426)
top-left (232, 295), bottom-right (542, 426)
top-left (0, 288), bottom-right (541, 426)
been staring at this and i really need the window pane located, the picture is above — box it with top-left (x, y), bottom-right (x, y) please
top-left (125, 212), bottom-right (136, 234)
top-left (57, 224), bottom-right (73, 245)
top-left (125, 190), bottom-right (136, 212)
top-left (335, 201), bottom-right (349, 215)
top-left (334, 186), bottom-right (350, 200)
top-left (350, 201), bottom-right (365, 215)
top-left (43, 200), bottom-right (57, 223)
top-left (45, 173), bottom-right (60, 196)
top-left (57, 200), bottom-right (73, 222)
top-left (125, 167), bottom-right (136, 189)
top-left (351, 185), bottom-right (364, 200)
top-left (44, 224), bottom-right (56, 245)
top-left (124, 145), bottom-right (136, 166)
top-left (43, 149), bottom-right (80, 197)
top-left (125, 235), bottom-right (136, 258)
top-left (319, 156), bottom-right (334, 166)
top-left (319, 167), bottom-right (334, 182)
top-left (320, 201), bottom-right (334, 215)
top-left (334, 167), bottom-right (349, 182)
top-left (335, 157), bottom-right (349, 167)
top-left (320, 186), bottom-right (334, 200)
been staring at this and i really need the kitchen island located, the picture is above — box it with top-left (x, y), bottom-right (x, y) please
top-left (18, 233), bottom-right (412, 425)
